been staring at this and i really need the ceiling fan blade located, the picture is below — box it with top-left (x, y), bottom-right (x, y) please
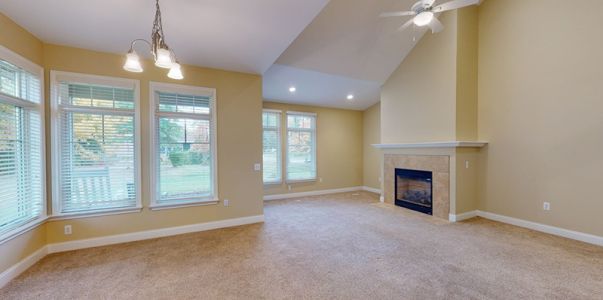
top-left (428, 17), bottom-right (444, 33)
top-left (398, 18), bottom-right (415, 31)
top-left (432, 0), bottom-right (479, 12)
top-left (380, 11), bottom-right (416, 18)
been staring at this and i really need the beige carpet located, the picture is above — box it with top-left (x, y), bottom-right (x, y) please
top-left (1, 191), bottom-right (602, 299)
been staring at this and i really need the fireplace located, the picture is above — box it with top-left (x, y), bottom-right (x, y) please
top-left (395, 168), bottom-right (433, 215)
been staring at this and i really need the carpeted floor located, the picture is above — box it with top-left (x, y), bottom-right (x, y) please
top-left (1, 191), bottom-right (602, 299)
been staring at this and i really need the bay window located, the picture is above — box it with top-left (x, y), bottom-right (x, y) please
top-left (149, 82), bottom-right (217, 208)
top-left (51, 72), bottom-right (141, 215)
top-left (0, 46), bottom-right (45, 239)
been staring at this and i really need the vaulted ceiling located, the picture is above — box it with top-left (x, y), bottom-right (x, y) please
top-left (0, 0), bottom-right (430, 110)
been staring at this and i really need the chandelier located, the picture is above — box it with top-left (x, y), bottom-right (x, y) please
top-left (123, 0), bottom-right (183, 79)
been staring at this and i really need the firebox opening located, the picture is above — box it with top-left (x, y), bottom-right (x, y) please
top-left (395, 168), bottom-right (433, 215)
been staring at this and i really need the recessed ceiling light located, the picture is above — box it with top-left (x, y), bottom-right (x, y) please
top-left (347, 94), bottom-right (354, 100)
top-left (289, 86), bottom-right (296, 93)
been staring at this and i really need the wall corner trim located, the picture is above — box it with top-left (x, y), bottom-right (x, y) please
top-left (0, 245), bottom-right (49, 289)
top-left (0, 215), bottom-right (264, 288)
top-left (449, 210), bottom-right (478, 222)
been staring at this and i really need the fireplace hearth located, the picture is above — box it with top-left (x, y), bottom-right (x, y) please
top-left (395, 168), bottom-right (433, 215)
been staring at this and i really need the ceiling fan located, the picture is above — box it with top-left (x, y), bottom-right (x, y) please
top-left (380, 0), bottom-right (479, 33)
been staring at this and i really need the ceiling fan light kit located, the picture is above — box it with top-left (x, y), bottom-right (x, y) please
top-left (381, 0), bottom-right (479, 34)
top-left (123, 0), bottom-right (183, 79)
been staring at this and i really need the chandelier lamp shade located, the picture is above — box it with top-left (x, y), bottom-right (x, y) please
top-left (123, 0), bottom-right (183, 80)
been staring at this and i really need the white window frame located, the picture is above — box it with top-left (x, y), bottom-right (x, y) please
top-left (262, 109), bottom-right (282, 185)
top-left (50, 71), bottom-right (142, 218)
top-left (0, 45), bottom-right (47, 243)
top-left (149, 82), bottom-right (218, 210)
top-left (285, 111), bottom-right (317, 183)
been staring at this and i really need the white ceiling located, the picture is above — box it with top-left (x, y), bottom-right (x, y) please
top-left (275, 0), bottom-right (426, 83)
top-left (0, 0), bottom-right (329, 74)
top-left (1, 0), bottom-right (433, 110)
top-left (263, 64), bottom-right (381, 110)
top-left (264, 0), bottom-right (429, 109)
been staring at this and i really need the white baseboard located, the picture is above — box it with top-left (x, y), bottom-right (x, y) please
top-left (0, 245), bottom-right (48, 289)
top-left (476, 211), bottom-right (603, 247)
top-left (263, 186), bottom-right (365, 201)
top-left (361, 186), bottom-right (381, 194)
top-left (47, 215), bottom-right (264, 253)
top-left (450, 210), bottom-right (602, 246)
top-left (449, 210), bottom-right (478, 222)
top-left (0, 215), bottom-right (264, 288)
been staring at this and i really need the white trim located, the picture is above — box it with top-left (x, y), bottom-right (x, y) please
top-left (49, 71), bottom-right (142, 216)
top-left (0, 245), bottom-right (48, 289)
top-left (372, 141), bottom-right (488, 149)
top-left (262, 108), bottom-right (282, 114)
top-left (150, 199), bottom-right (219, 211)
top-left (476, 211), bottom-right (603, 247)
top-left (49, 207), bottom-right (142, 221)
top-left (285, 111), bottom-right (317, 116)
top-left (448, 210), bottom-right (478, 222)
top-left (46, 215), bottom-right (264, 253)
top-left (0, 44), bottom-right (43, 75)
top-left (361, 186), bottom-right (381, 194)
top-left (263, 186), bottom-right (364, 201)
top-left (149, 82), bottom-right (219, 207)
top-left (0, 217), bottom-right (49, 244)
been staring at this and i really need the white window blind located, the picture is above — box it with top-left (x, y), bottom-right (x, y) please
top-left (54, 74), bottom-right (139, 214)
top-left (0, 56), bottom-right (44, 238)
top-left (150, 83), bottom-right (217, 208)
top-left (262, 110), bottom-right (281, 184)
top-left (286, 112), bottom-right (316, 181)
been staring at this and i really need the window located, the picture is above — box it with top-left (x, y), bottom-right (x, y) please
top-left (51, 72), bottom-right (141, 215)
top-left (262, 110), bottom-right (281, 184)
top-left (0, 46), bottom-right (45, 239)
top-left (286, 112), bottom-right (316, 182)
top-left (149, 82), bottom-right (217, 208)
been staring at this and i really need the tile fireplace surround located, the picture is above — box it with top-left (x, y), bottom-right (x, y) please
top-left (384, 154), bottom-right (450, 219)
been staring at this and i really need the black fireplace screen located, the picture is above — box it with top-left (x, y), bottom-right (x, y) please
top-left (395, 168), bottom-right (433, 215)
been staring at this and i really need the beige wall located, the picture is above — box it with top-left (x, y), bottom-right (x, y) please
top-left (477, 0), bottom-right (603, 236)
top-left (43, 44), bottom-right (264, 243)
top-left (262, 102), bottom-right (363, 195)
top-left (362, 102), bottom-right (381, 190)
top-left (381, 11), bottom-right (458, 143)
top-left (0, 13), bottom-right (47, 275)
top-left (0, 11), bottom-right (264, 270)
top-left (455, 6), bottom-right (478, 141)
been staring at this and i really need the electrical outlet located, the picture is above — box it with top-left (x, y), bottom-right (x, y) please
top-left (319, 177), bottom-right (323, 183)
top-left (465, 160), bottom-right (470, 169)
top-left (254, 163), bottom-right (261, 171)
top-left (223, 199), bottom-right (229, 207)
top-left (64, 225), bottom-right (72, 235)
top-left (288, 185), bottom-right (292, 191)
top-left (379, 177), bottom-right (382, 182)
top-left (543, 202), bottom-right (551, 211)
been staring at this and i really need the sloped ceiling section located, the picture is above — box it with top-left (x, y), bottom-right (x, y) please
top-left (264, 0), bottom-right (429, 109)
top-left (0, 0), bottom-right (329, 74)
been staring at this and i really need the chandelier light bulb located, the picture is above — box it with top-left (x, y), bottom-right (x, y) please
top-left (167, 62), bottom-right (183, 80)
top-left (155, 48), bottom-right (174, 68)
top-left (123, 51), bottom-right (143, 73)
top-left (413, 11), bottom-right (434, 27)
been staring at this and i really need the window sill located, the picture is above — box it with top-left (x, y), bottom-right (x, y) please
top-left (0, 216), bottom-right (49, 245)
top-left (286, 179), bottom-right (317, 184)
top-left (150, 199), bottom-right (219, 211)
top-left (50, 207), bottom-right (143, 221)
top-left (263, 181), bottom-right (283, 186)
